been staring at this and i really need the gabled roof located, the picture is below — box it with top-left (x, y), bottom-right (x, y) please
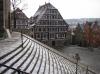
top-left (32, 3), bottom-right (56, 23)
top-left (30, 3), bottom-right (68, 27)
top-left (34, 3), bottom-right (56, 17)
top-left (41, 3), bottom-right (56, 9)
top-left (12, 8), bottom-right (28, 19)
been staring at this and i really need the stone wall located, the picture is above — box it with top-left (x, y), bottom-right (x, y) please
top-left (0, 0), bottom-right (11, 38)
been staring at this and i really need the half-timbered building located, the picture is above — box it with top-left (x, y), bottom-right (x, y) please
top-left (30, 3), bottom-right (69, 46)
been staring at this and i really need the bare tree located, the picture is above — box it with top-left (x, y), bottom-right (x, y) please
top-left (11, 0), bottom-right (22, 28)
top-left (11, 0), bottom-right (27, 29)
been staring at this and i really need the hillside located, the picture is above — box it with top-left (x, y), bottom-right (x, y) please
top-left (65, 18), bottom-right (100, 29)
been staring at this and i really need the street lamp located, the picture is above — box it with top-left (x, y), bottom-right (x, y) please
top-left (21, 29), bottom-right (23, 48)
top-left (86, 66), bottom-right (89, 74)
top-left (71, 30), bottom-right (75, 44)
top-left (74, 53), bottom-right (80, 74)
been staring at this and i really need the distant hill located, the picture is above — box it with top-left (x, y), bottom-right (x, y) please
top-left (65, 18), bottom-right (100, 29)
top-left (65, 18), bottom-right (100, 24)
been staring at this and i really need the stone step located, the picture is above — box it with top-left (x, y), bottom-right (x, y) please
top-left (0, 35), bottom-right (96, 74)
top-left (0, 38), bottom-right (28, 60)
top-left (48, 50), bottom-right (54, 74)
top-left (43, 48), bottom-right (50, 74)
top-left (11, 42), bottom-right (35, 74)
top-left (27, 44), bottom-right (40, 74)
top-left (32, 45), bottom-right (43, 74)
top-left (50, 51), bottom-right (59, 74)
top-left (0, 39), bottom-right (31, 74)
top-left (37, 47), bottom-right (46, 74)
top-left (23, 42), bottom-right (37, 73)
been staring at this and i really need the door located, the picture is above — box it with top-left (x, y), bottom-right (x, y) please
top-left (52, 41), bottom-right (55, 46)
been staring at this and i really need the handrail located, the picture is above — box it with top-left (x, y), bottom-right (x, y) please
top-left (0, 63), bottom-right (30, 74)
top-left (23, 34), bottom-right (98, 74)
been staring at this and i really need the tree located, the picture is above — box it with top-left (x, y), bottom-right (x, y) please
top-left (11, 0), bottom-right (27, 29)
top-left (11, 0), bottom-right (22, 28)
top-left (84, 21), bottom-right (100, 47)
top-left (74, 23), bottom-right (84, 46)
top-left (84, 22), bottom-right (92, 46)
top-left (92, 21), bottom-right (100, 47)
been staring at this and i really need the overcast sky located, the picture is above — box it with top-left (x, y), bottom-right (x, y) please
top-left (18, 0), bottom-right (100, 19)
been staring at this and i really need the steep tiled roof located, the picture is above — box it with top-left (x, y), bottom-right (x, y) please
top-left (30, 3), bottom-right (68, 27)
top-left (32, 3), bottom-right (56, 23)
top-left (12, 8), bottom-right (28, 20)
top-left (34, 3), bottom-right (56, 16)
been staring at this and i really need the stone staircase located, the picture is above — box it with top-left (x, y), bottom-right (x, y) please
top-left (0, 34), bottom-right (97, 74)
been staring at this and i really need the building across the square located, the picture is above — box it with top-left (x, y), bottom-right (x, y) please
top-left (30, 3), bottom-right (69, 46)
top-left (11, 8), bottom-right (33, 36)
top-left (11, 8), bottom-right (29, 30)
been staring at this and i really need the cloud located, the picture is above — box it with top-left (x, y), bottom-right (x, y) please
top-left (20, 0), bottom-right (100, 19)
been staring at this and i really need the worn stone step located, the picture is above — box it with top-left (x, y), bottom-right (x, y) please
top-left (24, 43), bottom-right (37, 73)
top-left (48, 50), bottom-right (54, 74)
top-left (0, 39), bottom-right (29, 66)
top-left (11, 42), bottom-right (35, 74)
top-left (43, 48), bottom-right (50, 74)
top-left (0, 40), bottom-right (32, 74)
top-left (0, 35), bottom-right (96, 74)
top-left (50, 52), bottom-right (59, 74)
top-left (0, 38), bottom-right (28, 60)
top-left (27, 44), bottom-right (40, 74)
top-left (37, 47), bottom-right (46, 74)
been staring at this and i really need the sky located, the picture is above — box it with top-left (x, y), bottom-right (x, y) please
top-left (18, 0), bottom-right (100, 19)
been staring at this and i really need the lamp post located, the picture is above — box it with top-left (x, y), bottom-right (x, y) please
top-left (75, 53), bottom-right (80, 74)
top-left (21, 30), bottom-right (23, 48)
top-left (71, 30), bottom-right (75, 45)
top-left (86, 66), bottom-right (89, 74)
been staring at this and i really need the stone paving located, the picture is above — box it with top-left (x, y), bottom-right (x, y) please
top-left (0, 32), bottom-right (22, 57)
top-left (58, 45), bottom-right (100, 73)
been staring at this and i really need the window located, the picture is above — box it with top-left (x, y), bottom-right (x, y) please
top-left (39, 28), bottom-right (41, 31)
top-left (52, 10), bottom-right (56, 13)
top-left (56, 34), bottom-right (59, 38)
top-left (55, 28), bottom-right (57, 32)
top-left (47, 28), bottom-right (49, 31)
top-left (42, 33), bottom-right (48, 39)
top-left (43, 28), bottom-right (46, 31)
top-left (52, 15), bottom-right (55, 19)
top-left (58, 34), bottom-right (65, 38)
top-left (47, 21), bottom-right (49, 25)
top-left (49, 28), bottom-right (51, 31)
top-left (36, 34), bottom-right (40, 39)
top-left (47, 15), bottom-right (49, 19)
top-left (43, 21), bottom-right (45, 25)
top-left (50, 34), bottom-right (55, 39)
top-left (52, 28), bottom-right (55, 31)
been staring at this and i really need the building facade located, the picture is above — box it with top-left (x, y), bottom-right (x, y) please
top-left (11, 8), bottom-right (29, 30)
top-left (30, 3), bottom-right (69, 46)
top-left (0, 0), bottom-right (11, 37)
top-left (11, 8), bottom-right (32, 35)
